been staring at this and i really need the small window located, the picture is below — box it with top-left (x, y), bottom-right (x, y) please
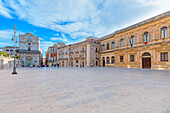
top-left (161, 52), bottom-right (168, 62)
top-left (111, 56), bottom-right (115, 64)
top-left (102, 44), bottom-right (105, 50)
top-left (130, 36), bottom-right (134, 44)
top-left (112, 41), bottom-right (115, 49)
top-left (96, 48), bottom-right (98, 52)
top-left (120, 39), bottom-right (123, 47)
top-left (6, 49), bottom-right (9, 51)
top-left (106, 57), bottom-right (110, 64)
top-left (130, 55), bottom-right (135, 62)
top-left (161, 27), bottom-right (168, 39)
top-left (28, 47), bottom-right (31, 51)
top-left (107, 43), bottom-right (109, 50)
top-left (82, 47), bottom-right (84, 51)
top-left (28, 43), bottom-right (31, 45)
top-left (120, 56), bottom-right (123, 62)
top-left (143, 32), bottom-right (149, 42)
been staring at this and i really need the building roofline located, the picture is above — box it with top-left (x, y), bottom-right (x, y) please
top-left (3, 46), bottom-right (19, 48)
top-left (100, 10), bottom-right (170, 41)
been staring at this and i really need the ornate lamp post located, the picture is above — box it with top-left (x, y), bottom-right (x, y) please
top-left (12, 24), bottom-right (17, 74)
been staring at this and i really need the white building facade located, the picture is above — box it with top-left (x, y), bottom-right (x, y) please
top-left (17, 32), bottom-right (42, 67)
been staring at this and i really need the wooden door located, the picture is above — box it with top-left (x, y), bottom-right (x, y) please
top-left (142, 58), bottom-right (151, 69)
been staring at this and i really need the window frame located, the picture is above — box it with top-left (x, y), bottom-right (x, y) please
top-left (161, 27), bottom-right (168, 39)
top-left (111, 56), bottom-right (115, 64)
top-left (130, 36), bottom-right (134, 44)
top-left (106, 57), bottom-right (110, 64)
top-left (107, 43), bottom-right (109, 50)
top-left (28, 47), bottom-right (31, 51)
top-left (112, 41), bottom-right (115, 49)
top-left (130, 55), bottom-right (135, 62)
top-left (120, 39), bottom-right (123, 47)
top-left (120, 56), bottom-right (123, 62)
top-left (160, 52), bottom-right (168, 62)
top-left (143, 32), bottom-right (149, 42)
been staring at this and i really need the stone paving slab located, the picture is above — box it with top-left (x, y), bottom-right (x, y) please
top-left (0, 67), bottom-right (170, 113)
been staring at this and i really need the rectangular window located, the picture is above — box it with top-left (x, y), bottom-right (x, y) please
top-left (130, 55), bottom-right (135, 62)
top-left (161, 52), bottom-right (168, 62)
top-left (107, 43), bottom-right (109, 50)
top-left (120, 40), bottom-right (123, 47)
top-left (120, 56), bottom-right (123, 62)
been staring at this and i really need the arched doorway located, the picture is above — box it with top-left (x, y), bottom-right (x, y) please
top-left (102, 57), bottom-right (105, 67)
top-left (82, 61), bottom-right (84, 67)
top-left (26, 56), bottom-right (32, 67)
top-left (142, 52), bottom-right (151, 69)
top-left (76, 60), bottom-right (79, 67)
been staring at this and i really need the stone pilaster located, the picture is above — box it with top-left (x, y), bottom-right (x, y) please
top-left (86, 43), bottom-right (91, 67)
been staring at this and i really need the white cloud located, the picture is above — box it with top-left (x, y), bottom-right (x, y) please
top-left (40, 41), bottom-right (54, 55)
top-left (134, 0), bottom-right (170, 17)
top-left (0, 0), bottom-right (169, 39)
top-left (0, 0), bottom-right (13, 18)
top-left (50, 37), bottom-right (59, 41)
top-left (0, 29), bottom-right (13, 39)
top-left (0, 29), bottom-right (23, 39)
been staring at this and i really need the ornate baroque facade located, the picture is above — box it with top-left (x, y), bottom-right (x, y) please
top-left (17, 33), bottom-right (42, 67)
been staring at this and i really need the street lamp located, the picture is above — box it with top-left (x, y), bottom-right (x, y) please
top-left (12, 24), bottom-right (17, 74)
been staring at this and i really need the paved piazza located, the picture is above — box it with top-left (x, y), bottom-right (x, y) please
top-left (0, 67), bottom-right (170, 113)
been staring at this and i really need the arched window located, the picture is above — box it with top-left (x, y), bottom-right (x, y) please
top-left (106, 57), bottom-right (110, 64)
top-left (102, 44), bottom-right (105, 50)
top-left (112, 41), bottom-right (115, 49)
top-left (130, 36), bottom-right (134, 44)
top-left (143, 32), bottom-right (149, 42)
top-left (96, 48), bottom-right (98, 52)
top-left (28, 47), bottom-right (31, 51)
top-left (107, 43), bottom-right (109, 50)
top-left (120, 39), bottom-right (123, 47)
top-left (142, 52), bottom-right (151, 57)
top-left (161, 27), bottom-right (168, 39)
top-left (111, 56), bottom-right (115, 64)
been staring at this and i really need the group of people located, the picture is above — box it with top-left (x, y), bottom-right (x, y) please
top-left (37, 63), bottom-right (60, 68)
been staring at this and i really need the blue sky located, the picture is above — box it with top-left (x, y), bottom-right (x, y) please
top-left (0, 0), bottom-right (169, 58)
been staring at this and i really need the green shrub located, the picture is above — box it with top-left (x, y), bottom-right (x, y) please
top-left (15, 56), bottom-right (20, 59)
top-left (0, 52), bottom-right (8, 57)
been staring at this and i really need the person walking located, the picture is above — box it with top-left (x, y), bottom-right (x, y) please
top-left (57, 63), bottom-right (59, 68)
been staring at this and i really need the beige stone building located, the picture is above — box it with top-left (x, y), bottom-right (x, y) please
top-left (57, 37), bottom-right (100, 67)
top-left (17, 32), bottom-right (42, 67)
top-left (1, 46), bottom-right (19, 57)
top-left (99, 11), bottom-right (170, 70)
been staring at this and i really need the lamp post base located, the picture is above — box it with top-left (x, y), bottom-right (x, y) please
top-left (12, 71), bottom-right (17, 74)
top-left (12, 67), bottom-right (17, 74)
